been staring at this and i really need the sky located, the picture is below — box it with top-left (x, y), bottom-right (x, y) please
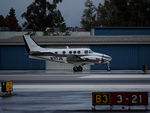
top-left (0, 0), bottom-right (104, 27)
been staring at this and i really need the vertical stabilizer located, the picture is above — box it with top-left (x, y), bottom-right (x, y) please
top-left (23, 35), bottom-right (42, 52)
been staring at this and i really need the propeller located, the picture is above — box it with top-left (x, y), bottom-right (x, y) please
top-left (101, 55), bottom-right (104, 63)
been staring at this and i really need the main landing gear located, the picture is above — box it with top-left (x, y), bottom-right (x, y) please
top-left (106, 62), bottom-right (111, 71)
top-left (73, 66), bottom-right (83, 72)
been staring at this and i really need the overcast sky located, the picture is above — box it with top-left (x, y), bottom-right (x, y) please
top-left (0, 0), bottom-right (104, 27)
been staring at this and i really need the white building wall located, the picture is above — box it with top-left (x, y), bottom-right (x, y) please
top-left (0, 31), bottom-right (43, 39)
top-left (0, 31), bottom-right (90, 39)
top-left (70, 32), bottom-right (90, 36)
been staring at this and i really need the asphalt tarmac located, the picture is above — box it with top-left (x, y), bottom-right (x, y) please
top-left (0, 70), bottom-right (150, 113)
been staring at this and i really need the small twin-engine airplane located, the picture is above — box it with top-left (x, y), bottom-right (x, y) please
top-left (23, 35), bottom-right (112, 72)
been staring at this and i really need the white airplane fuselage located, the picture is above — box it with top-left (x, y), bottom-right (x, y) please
top-left (23, 35), bottom-right (112, 71)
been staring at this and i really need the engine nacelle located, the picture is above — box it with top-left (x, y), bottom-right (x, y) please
top-left (80, 56), bottom-right (102, 61)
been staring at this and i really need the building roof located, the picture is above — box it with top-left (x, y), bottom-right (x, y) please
top-left (94, 27), bottom-right (150, 29)
top-left (0, 35), bottom-right (150, 45)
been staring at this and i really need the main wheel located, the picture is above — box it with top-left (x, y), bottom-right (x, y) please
top-left (77, 66), bottom-right (83, 72)
top-left (73, 66), bottom-right (78, 72)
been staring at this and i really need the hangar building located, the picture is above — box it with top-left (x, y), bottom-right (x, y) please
top-left (0, 27), bottom-right (150, 70)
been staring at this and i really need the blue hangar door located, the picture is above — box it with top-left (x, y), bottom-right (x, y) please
top-left (0, 46), bottom-right (45, 70)
top-left (91, 45), bottom-right (150, 70)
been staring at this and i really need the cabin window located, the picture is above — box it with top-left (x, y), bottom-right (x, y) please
top-left (84, 50), bottom-right (88, 54)
top-left (77, 51), bottom-right (80, 54)
top-left (69, 51), bottom-right (72, 54)
top-left (55, 52), bottom-right (58, 54)
top-left (73, 51), bottom-right (76, 54)
top-left (63, 51), bottom-right (66, 54)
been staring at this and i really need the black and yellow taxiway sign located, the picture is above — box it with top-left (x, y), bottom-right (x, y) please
top-left (6, 81), bottom-right (13, 92)
top-left (92, 92), bottom-right (110, 106)
top-left (92, 92), bottom-right (148, 106)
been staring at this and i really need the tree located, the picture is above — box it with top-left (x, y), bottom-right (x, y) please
top-left (97, 0), bottom-right (150, 26)
top-left (0, 14), bottom-right (6, 27)
top-left (21, 0), bottom-right (66, 31)
top-left (97, 0), bottom-right (113, 26)
top-left (82, 0), bottom-right (150, 29)
top-left (81, 0), bottom-right (99, 31)
top-left (127, 0), bottom-right (150, 26)
top-left (5, 8), bottom-right (18, 31)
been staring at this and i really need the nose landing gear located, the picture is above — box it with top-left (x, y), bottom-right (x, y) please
top-left (73, 66), bottom-right (83, 72)
top-left (106, 62), bottom-right (111, 71)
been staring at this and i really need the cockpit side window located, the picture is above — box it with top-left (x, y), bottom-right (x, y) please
top-left (84, 50), bottom-right (88, 54)
top-left (89, 50), bottom-right (93, 54)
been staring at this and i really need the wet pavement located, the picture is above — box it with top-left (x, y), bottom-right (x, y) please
top-left (0, 91), bottom-right (150, 113)
top-left (0, 70), bottom-right (150, 113)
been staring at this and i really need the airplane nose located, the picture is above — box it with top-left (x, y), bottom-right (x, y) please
top-left (108, 56), bottom-right (112, 61)
top-left (103, 55), bottom-right (112, 61)
top-left (109, 57), bottom-right (112, 61)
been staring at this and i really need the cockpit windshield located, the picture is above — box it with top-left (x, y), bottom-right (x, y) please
top-left (89, 50), bottom-right (93, 54)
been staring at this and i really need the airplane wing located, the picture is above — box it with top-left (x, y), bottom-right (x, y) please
top-left (66, 55), bottom-right (100, 65)
top-left (67, 55), bottom-right (83, 63)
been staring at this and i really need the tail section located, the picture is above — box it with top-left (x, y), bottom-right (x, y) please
top-left (23, 35), bottom-right (42, 52)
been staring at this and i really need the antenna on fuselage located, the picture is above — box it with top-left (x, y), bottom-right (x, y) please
top-left (66, 46), bottom-right (69, 49)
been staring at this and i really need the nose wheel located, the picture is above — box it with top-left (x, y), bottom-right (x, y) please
top-left (73, 66), bottom-right (83, 72)
top-left (107, 67), bottom-right (111, 71)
